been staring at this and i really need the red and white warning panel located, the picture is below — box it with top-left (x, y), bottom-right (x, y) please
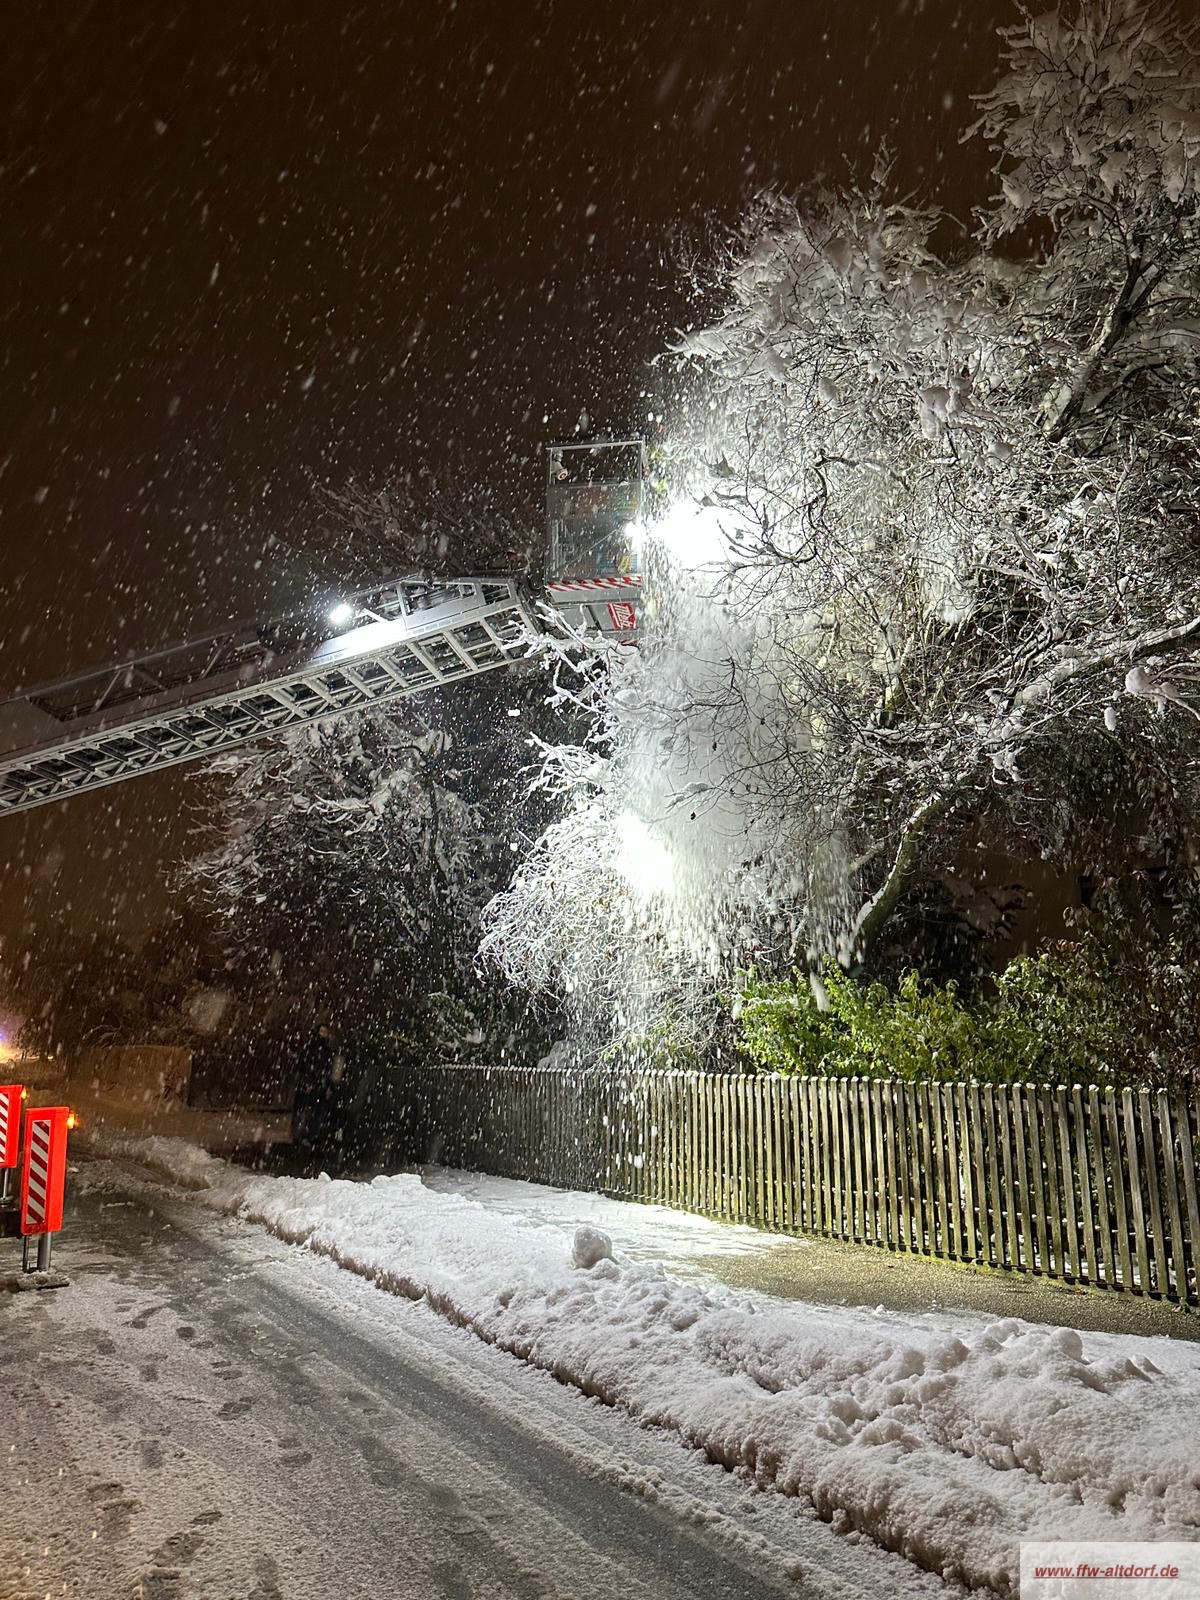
top-left (0, 1083), bottom-right (21, 1170)
top-left (546, 576), bottom-right (642, 640)
top-left (20, 1105), bottom-right (70, 1237)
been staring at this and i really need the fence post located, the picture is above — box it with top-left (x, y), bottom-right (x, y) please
top-left (1087, 1086), bottom-right (1114, 1290)
top-left (1055, 1086), bottom-right (1081, 1282)
top-left (1072, 1085), bottom-right (1097, 1286)
top-left (1139, 1089), bottom-right (1169, 1297)
top-left (1158, 1092), bottom-right (1187, 1303)
top-left (821, 1079), bottom-right (836, 1237)
top-left (1121, 1089), bottom-right (1150, 1294)
top-left (1176, 1095), bottom-right (1200, 1305)
top-left (1104, 1089), bottom-right (1132, 1291)
top-left (995, 1086), bottom-right (1016, 1270)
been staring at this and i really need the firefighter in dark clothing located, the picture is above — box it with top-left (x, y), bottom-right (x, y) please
top-left (292, 1024), bottom-right (343, 1164)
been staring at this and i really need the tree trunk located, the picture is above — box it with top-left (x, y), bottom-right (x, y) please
top-left (850, 789), bottom-right (952, 957)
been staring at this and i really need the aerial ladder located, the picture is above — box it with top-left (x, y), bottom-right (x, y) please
top-left (0, 440), bottom-right (647, 819)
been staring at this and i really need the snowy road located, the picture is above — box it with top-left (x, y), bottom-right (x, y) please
top-left (4, 1164), bottom-right (936, 1600)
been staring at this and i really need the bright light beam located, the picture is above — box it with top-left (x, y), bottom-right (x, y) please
top-left (648, 502), bottom-right (730, 571)
top-left (616, 811), bottom-right (673, 898)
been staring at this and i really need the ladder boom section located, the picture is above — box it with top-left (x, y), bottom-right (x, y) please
top-left (0, 577), bottom-right (537, 817)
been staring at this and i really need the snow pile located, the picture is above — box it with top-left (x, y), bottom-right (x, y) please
top-left (85, 1133), bottom-right (1200, 1597)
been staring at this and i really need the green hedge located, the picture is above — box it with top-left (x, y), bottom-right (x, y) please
top-left (733, 931), bottom-right (1191, 1089)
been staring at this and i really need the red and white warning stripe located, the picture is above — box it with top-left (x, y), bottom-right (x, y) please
top-left (20, 1106), bottom-right (69, 1237)
top-left (546, 575), bottom-right (643, 593)
top-left (0, 1084), bottom-right (17, 1170)
top-left (23, 1117), bottom-right (51, 1228)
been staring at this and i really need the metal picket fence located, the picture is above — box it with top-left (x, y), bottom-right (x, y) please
top-left (405, 1064), bottom-right (1200, 1303)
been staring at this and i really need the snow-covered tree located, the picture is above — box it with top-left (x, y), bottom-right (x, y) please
top-left (484, 1), bottom-right (1200, 1044)
top-left (194, 709), bottom-right (485, 978)
top-left (184, 416), bottom-right (581, 1051)
top-left (479, 620), bottom-right (740, 1058)
top-left (188, 662), bottom-right (570, 1079)
top-left (298, 462), bottom-right (532, 588)
top-left (188, 697), bottom-right (489, 1052)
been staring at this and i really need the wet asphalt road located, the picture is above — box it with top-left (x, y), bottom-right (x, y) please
top-left (3, 1162), bottom-right (938, 1600)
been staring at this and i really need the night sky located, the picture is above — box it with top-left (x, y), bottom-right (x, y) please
top-left (0, 0), bottom-right (1010, 938)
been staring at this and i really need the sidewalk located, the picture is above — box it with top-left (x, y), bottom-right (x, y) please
top-left (416, 1165), bottom-right (1199, 1344)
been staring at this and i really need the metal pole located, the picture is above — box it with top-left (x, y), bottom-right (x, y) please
top-left (0, 1168), bottom-right (11, 1206)
top-left (21, 1234), bottom-right (31, 1273)
top-left (36, 1233), bottom-right (51, 1274)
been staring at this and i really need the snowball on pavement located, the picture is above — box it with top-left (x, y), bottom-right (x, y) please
top-left (571, 1225), bottom-right (614, 1270)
